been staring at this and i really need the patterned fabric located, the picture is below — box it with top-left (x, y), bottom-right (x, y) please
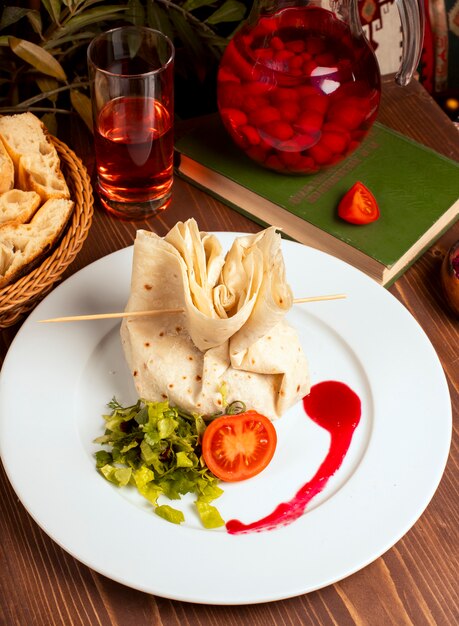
top-left (420, 0), bottom-right (459, 94)
top-left (358, 0), bottom-right (402, 75)
top-left (358, 0), bottom-right (458, 91)
top-left (358, 0), bottom-right (459, 123)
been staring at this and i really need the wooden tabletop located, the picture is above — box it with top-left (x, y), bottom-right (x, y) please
top-left (1, 75), bottom-right (458, 625)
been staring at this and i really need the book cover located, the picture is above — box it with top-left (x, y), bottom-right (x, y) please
top-left (175, 114), bottom-right (459, 285)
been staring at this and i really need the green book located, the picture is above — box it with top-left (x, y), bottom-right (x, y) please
top-left (175, 114), bottom-right (459, 286)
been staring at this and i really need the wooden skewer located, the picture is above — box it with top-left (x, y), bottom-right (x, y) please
top-left (38, 294), bottom-right (346, 323)
top-left (38, 308), bottom-right (183, 323)
top-left (293, 293), bottom-right (346, 304)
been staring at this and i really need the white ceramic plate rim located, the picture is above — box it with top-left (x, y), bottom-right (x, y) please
top-left (0, 234), bottom-right (452, 605)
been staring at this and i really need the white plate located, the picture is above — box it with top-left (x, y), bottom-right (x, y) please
top-left (0, 234), bottom-right (452, 605)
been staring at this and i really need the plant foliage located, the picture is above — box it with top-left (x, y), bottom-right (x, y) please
top-left (0, 0), bottom-right (249, 131)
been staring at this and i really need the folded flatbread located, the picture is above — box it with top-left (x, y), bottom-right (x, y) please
top-left (120, 219), bottom-right (309, 420)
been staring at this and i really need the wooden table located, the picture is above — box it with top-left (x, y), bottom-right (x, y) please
top-left (1, 76), bottom-right (458, 625)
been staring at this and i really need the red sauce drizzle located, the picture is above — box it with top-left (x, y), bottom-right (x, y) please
top-left (226, 381), bottom-right (361, 534)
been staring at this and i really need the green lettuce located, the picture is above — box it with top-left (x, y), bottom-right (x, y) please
top-left (94, 398), bottom-right (225, 529)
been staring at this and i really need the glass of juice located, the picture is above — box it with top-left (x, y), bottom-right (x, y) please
top-left (87, 27), bottom-right (174, 220)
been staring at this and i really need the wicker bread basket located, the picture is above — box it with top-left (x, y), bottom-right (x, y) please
top-left (0, 136), bottom-right (94, 328)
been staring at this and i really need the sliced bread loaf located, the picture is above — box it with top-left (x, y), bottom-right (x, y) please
top-left (0, 189), bottom-right (41, 227)
top-left (0, 139), bottom-right (14, 194)
top-left (0, 197), bottom-right (74, 288)
top-left (0, 112), bottom-right (70, 201)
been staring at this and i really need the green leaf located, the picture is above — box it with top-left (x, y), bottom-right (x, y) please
top-left (94, 398), bottom-right (226, 529)
top-left (126, 0), bottom-right (146, 26)
top-left (9, 37), bottom-right (67, 81)
top-left (206, 0), bottom-right (246, 25)
top-left (195, 501), bottom-right (225, 528)
top-left (0, 7), bottom-right (31, 30)
top-left (36, 76), bottom-right (59, 102)
top-left (138, 481), bottom-right (162, 505)
top-left (100, 464), bottom-right (132, 486)
top-left (193, 414), bottom-right (207, 438)
top-left (182, 0), bottom-right (218, 10)
top-left (70, 89), bottom-right (93, 132)
top-left (114, 467), bottom-right (132, 486)
top-left (155, 504), bottom-right (185, 524)
top-left (62, 0), bottom-right (82, 8)
top-left (146, 3), bottom-right (174, 41)
top-left (158, 415), bottom-right (177, 440)
top-left (140, 439), bottom-right (165, 474)
top-left (169, 10), bottom-right (209, 82)
top-left (197, 481), bottom-right (224, 502)
top-left (42, 30), bottom-right (95, 51)
top-left (26, 10), bottom-right (43, 37)
top-left (176, 451), bottom-right (194, 468)
top-left (59, 6), bottom-right (127, 34)
top-left (41, 0), bottom-right (63, 24)
top-left (95, 450), bottom-right (112, 468)
top-left (133, 466), bottom-right (155, 489)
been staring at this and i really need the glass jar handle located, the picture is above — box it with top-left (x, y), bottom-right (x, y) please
top-left (395, 0), bottom-right (425, 86)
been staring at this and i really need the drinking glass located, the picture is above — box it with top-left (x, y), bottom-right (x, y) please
top-left (87, 26), bottom-right (174, 220)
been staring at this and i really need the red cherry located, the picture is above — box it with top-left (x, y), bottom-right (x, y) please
top-left (320, 130), bottom-right (349, 154)
top-left (315, 52), bottom-right (337, 67)
top-left (285, 40), bottom-right (305, 53)
top-left (300, 94), bottom-right (329, 115)
top-left (271, 87), bottom-right (300, 105)
top-left (308, 143), bottom-right (332, 165)
top-left (302, 60), bottom-right (318, 76)
top-left (296, 110), bottom-right (323, 134)
top-left (288, 55), bottom-right (305, 71)
top-left (224, 43), bottom-right (261, 82)
top-left (279, 150), bottom-right (302, 167)
top-left (327, 105), bottom-right (366, 130)
top-left (218, 67), bottom-right (240, 83)
top-left (300, 52), bottom-right (313, 63)
top-left (261, 120), bottom-right (294, 141)
top-left (305, 36), bottom-right (325, 56)
top-left (297, 85), bottom-right (320, 98)
top-left (238, 124), bottom-right (261, 146)
top-left (270, 36), bottom-right (284, 51)
top-left (242, 95), bottom-right (268, 113)
top-left (289, 155), bottom-right (318, 173)
top-left (254, 47), bottom-right (274, 62)
top-left (274, 49), bottom-right (294, 63)
top-left (218, 83), bottom-right (244, 109)
top-left (221, 108), bottom-right (248, 128)
top-left (251, 106), bottom-right (281, 126)
top-left (246, 145), bottom-right (268, 163)
top-left (243, 81), bottom-right (273, 96)
top-left (265, 154), bottom-right (284, 170)
top-left (278, 101), bottom-right (301, 122)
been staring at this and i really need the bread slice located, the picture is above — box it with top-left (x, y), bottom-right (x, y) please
top-left (0, 139), bottom-right (14, 194)
top-left (0, 189), bottom-right (41, 226)
top-left (0, 112), bottom-right (70, 201)
top-left (0, 197), bottom-right (74, 288)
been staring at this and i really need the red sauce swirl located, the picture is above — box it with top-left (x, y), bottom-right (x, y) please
top-left (226, 381), bottom-right (361, 534)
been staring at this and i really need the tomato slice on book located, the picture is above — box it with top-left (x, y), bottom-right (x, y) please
top-left (202, 411), bottom-right (277, 482)
top-left (338, 181), bottom-right (380, 224)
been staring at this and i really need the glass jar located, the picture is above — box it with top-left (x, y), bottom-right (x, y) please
top-left (217, 0), bottom-right (424, 175)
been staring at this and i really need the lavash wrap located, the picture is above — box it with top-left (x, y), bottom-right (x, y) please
top-left (120, 219), bottom-right (309, 420)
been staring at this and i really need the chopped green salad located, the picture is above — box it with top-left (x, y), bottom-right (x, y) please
top-left (94, 398), bottom-right (225, 528)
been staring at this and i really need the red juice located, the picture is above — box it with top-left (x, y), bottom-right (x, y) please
top-left (217, 7), bottom-right (380, 174)
top-left (94, 96), bottom-right (174, 205)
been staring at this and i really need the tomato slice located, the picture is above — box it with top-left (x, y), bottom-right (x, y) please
top-left (202, 410), bottom-right (277, 482)
top-left (338, 181), bottom-right (380, 225)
